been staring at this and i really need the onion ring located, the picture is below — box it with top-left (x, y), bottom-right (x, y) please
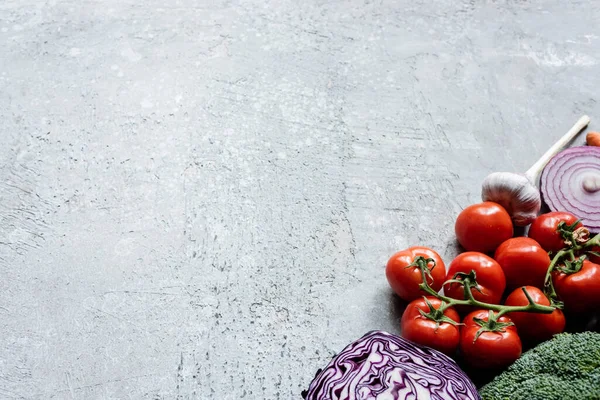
top-left (540, 146), bottom-right (600, 232)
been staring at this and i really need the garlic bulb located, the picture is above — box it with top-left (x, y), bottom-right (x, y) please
top-left (480, 115), bottom-right (590, 227)
top-left (482, 172), bottom-right (541, 226)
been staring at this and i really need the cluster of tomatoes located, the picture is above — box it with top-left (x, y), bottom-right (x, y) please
top-left (385, 201), bottom-right (600, 370)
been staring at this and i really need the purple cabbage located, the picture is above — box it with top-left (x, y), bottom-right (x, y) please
top-left (302, 330), bottom-right (480, 400)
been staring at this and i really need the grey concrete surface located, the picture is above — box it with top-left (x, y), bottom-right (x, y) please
top-left (1, 1), bottom-right (599, 398)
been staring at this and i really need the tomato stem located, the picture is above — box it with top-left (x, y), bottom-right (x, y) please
top-left (406, 257), bottom-right (436, 287)
top-left (582, 232), bottom-right (600, 249)
top-left (414, 256), bottom-right (555, 316)
top-left (418, 298), bottom-right (462, 329)
top-left (543, 249), bottom-right (567, 307)
top-left (558, 219), bottom-right (586, 247)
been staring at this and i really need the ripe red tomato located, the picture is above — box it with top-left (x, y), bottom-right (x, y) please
top-left (494, 238), bottom-right (550, 289)
top-left (460, 309), bottom-right (522, 369)
top-left (444, 252), bottom-right (506, 306)
top-left (455, 202), bottom-right (513, 253)
top-left (504, 286), bottom-right (565, 343)
top-left (528, 212), bottom-right (582, 252)
top-left (386, 247), bottom-right (446, 302)
top-left (401, 297), bottom-right (460, 356)
top-left (553, 259), bottom-right (600, 314)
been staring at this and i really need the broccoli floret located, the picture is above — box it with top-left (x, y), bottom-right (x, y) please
top-left (480, 332), bottom-right (600, 400)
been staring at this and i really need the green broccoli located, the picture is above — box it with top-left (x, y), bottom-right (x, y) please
top-left (480, 331), bottom-right (600, 400)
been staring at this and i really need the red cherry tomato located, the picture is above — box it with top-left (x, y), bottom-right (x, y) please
top-left (444, 252), bottom-right (506, 306)
top-left (460, 309), bottom-right (522, 369)
top-left (400, 297), bottom-right (460, 356)
top-left (455, 202), bottom-right (513, 253)
top-left (553, 259), bottom-right (600, 314)
top-left (386, 247), bottom-right (446, 302)
top-left (504, 286), bottom-right (565, 343)
top-left (494, 237), bottom-right (550, 289)
top-left (528, 212), bottom-right (582, 252)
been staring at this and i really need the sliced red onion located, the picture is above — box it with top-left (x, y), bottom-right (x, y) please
top-left (540, 146), bottom-right (600, 232)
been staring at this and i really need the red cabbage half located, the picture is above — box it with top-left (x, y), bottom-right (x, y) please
top-left (540, 146), bottom-right (600, 232)
top-left (302, 330), bottom-right (480, 400)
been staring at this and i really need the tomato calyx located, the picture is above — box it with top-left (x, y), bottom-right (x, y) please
top-left (416, 297), bottom-right (463, 331)
top-left (555, 256), bottom-right (586, 275)
top-left (471, 310), bottom-right (515, 342)
top-left (444, 270), bottom-right (484, 298)
top-left (556, 219), bottom-right (587, 248)
top-left (405, 256), bottom-right (437, 286)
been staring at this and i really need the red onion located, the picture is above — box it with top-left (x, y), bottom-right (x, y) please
top-left (540, 146), bottom-right (600, 232)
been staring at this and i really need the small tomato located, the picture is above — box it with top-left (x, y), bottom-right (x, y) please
top-left (504, 286), bottom-right (565, 343)
top-left (401, 297), bottom-right (460, 356)
top-left (444, 252), bottom-right (506, 306)
top-left (528, 212), bottom-right (582, 252)
top-left (553, 259), bottom-right (600, 314)
top-left (386, 247), bottom-right (446, 302)
top-left (455, 202), bottom-right (513, 253)
top-left (460, 309), bottom-right (522, 369)
top-left (494, 237), bottom-right (550, 289)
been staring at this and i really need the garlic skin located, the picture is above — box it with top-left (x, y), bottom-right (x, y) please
top-left (481, 172), bottom-right (541, 226)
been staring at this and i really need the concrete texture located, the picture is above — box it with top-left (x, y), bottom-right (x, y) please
top-left (1, 1), bottom-right (599, 398)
